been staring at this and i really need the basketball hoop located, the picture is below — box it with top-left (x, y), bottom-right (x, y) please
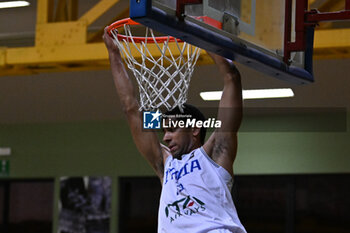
top-left (107, 18), bottom-right (201, 111)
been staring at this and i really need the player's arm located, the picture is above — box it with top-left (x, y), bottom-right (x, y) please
top-left (103, 28), bottom-right (168, 179)
top-left (203, 52), bottom-right (243, 177)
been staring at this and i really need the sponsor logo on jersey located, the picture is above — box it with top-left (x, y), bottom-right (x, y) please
top-left (165, 195), bottom-right (206, 223)
top-left (164, 158), bottom-right (201, 184)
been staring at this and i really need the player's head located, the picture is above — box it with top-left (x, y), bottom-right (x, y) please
top-left (162, 103), bottom-right (207, 158)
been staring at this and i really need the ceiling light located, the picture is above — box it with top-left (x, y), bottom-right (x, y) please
top-left (200, 88), bottom-right (294, 101)
top-left (200, 91), bottom-right (222, 101)
top-left (243, 88), bottom-right (295, 100)
top-left (0, 1), bottom-right (30, 9)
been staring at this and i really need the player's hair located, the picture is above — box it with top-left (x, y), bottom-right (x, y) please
top-left (164, 103), bottom-right (207, 145)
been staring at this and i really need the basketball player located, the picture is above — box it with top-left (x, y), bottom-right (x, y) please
top-left (103, 27), bottom-right (246, 233)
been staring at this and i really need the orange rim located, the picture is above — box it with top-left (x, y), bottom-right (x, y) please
top-left (107, 18), bottom-right (180, 43)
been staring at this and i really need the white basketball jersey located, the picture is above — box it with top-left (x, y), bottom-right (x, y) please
top-left (158, 147), bottom-right (247, 233)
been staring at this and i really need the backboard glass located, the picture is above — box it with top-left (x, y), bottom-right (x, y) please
top-left (129, 0), bottom-right (315, 84)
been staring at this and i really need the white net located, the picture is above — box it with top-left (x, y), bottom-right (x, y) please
top-left (110, 24), bottom-right (201, 111)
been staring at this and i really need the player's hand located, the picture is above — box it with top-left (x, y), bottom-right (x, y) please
top-left (206, 51), bottom-right (240, 78)
top-left (207, 51), bottom-right (230, 63)
top-left (103, 26), bottom-right (120, 54)
top-left (103, 26), bottom-right (125, 67)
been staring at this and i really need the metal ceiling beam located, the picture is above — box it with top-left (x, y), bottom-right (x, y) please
top-left (87, 7), bottom-right (130, 43)
top-left (80, 0), bottom-right (119, 26)
top-left (0, 0), bottom-right (121, 76)
top-left (54, 0), bottom-right (78, 22)
top-left (314, 28), bottom-right (350, 59)
top-left (0, 0), bottom-right (350, 77)
top-left (318, 0), bottom-right (344, 12)
top-left (310, 0), bottom-right (350, 58)
top-left (37, 0), bottom-right (54, 23)
top-left (314, 0), bottom-right (348, 28)
top-left (0, 0), bottom-right (212, 76)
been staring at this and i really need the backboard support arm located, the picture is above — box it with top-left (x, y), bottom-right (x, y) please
top-left (176, 0), bottom-right (202, 18)
top-left (284, 0), bottom-right (350, 64)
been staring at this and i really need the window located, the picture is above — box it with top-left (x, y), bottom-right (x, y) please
top-left (295, 175), bottom-right (350, 233)
top-left (119, 177), bottom-right (161, 233)
top-left (0, 179), bottom-right (54, 233)
top-left (233, 176), bottom-right (288, 233)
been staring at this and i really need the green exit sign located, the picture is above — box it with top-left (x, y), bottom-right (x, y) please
top-left (0, 160), bottom-right (9, 176)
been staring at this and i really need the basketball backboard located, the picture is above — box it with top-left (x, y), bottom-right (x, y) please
top-left (129, 0), bottom-right (315, 84)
